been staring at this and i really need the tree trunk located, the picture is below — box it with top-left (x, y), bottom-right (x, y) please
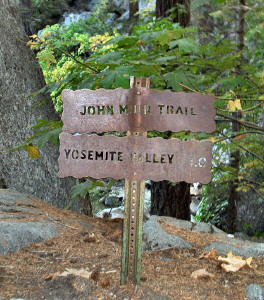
top-left (225, 0), bottom-right (246, 233)
top-left (156, 0), bottom-right (190, 26)
top-left (151, 0), bottom-right (192, 220)
top-left (151, 181), bottom-right (191, 220)
top-left (0, 0), bottom-right (92, 216)
top-left (129, 0), bottom-right (139, 20)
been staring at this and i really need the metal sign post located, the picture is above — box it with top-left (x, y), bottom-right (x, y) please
top-left (58, 76), bottom-right (216, 285)
top-left (121, 77), bottom-right (149, 285)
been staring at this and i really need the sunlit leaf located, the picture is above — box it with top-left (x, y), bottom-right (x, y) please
top-left (38, 50), bottom-right (57, 69)
top-left (227, 99), bottom-right (242, 112)
top-left (27, 145), bottom-right (40, 159)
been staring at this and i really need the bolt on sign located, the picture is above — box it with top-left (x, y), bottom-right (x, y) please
top-left (58, 77), bottom-right (216, 285)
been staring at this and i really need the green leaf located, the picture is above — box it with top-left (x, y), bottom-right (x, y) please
top-left (37, 50), bottom-right (57, 68)
top-left (36, 127), bottom-right (62, 148)
top-left (170, 38), bottom-right (201, 54)
top-left (154, 29), bottom-right (183, 46)
top-left (163, 70), bottom-right (199, 91)
top-left (156, 56), bottom-right (177, 64)
top-left (71, 181), bottom-right (93, 199)
top-left (70, 179), bottom-right (105, 199)
top-left (95, 51), bottom-right (125, 65)
top-left (112, 36), bottom-right (137, 48)
top-left (101, 66), bottom-right (137, 89)
top-left (139, 31), bottom-right (160, 42)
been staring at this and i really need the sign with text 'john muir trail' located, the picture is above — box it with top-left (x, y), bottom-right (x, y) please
top-left (58, 133), bottom-right (213, 184)
top-left (61, 88), bottom-right (216, 133)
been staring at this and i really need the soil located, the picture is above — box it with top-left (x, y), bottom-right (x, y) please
top-left (0, 198), bottom-right (263, 300)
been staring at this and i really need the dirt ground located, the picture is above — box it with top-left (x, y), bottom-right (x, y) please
top-left (0, 199), bottom-right (263, 300)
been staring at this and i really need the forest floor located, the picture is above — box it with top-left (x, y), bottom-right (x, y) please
top-left (0, 195), bottom-right (264, 300)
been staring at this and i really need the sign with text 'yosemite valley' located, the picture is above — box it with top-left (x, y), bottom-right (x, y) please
top-left (62, 88), bottom-right (216, 133)
top-left (58, 133), bottom-right (213, 184)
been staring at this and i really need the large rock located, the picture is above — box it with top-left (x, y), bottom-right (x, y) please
top-left (0, 221), bottom-right (60, 255)
top-left (0, 189), bottom-right (61, 255)
top-left (0, 0), bottom-right (89, 214)
top-left (205, 241), bottom-right (264, 258)
top-left (246, 284), bottom-right (264, 300)
top-left (143, 215), bottom-right (192, 251)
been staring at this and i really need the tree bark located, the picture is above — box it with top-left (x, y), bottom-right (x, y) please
top-left (156, 0), bottom-right (190, 26)
top-left (151, 181), bottom-right (191, 220)
top-left (225, 0), bottom-right (246, 233)
top-left (129, 0), bottom-right (139, 20)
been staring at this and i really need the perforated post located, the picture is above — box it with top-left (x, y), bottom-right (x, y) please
top-left (121, 77), bottom-right (150, 285)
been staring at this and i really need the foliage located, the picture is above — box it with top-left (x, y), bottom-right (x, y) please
top-left (23, 5), bottom-right (264, 213)
top-left (67, 178), bottom-right (116, 215)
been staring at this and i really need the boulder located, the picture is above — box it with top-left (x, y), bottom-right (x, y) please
top-left (0, 189), bottom-right (61, 255)
top-left (0, 221), bottom-right (60, 255)
top-left (192, 222), bottom-right (213, 233)
top-left (0, 0), bottom-right (90, 214)
top-left (246, 284), bottom-right (264, 300)
top-left (205, 241), bottom-right (264, 258)
top-left (143, 215), bottom-right (192, 251)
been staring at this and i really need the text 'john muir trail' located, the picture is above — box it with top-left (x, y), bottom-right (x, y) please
top-left (61, 89), bottom-right (216, 133)
top-left (64, 149), bottom-right (175, 164)
top-left (79, 104), bottom-right (196, 116)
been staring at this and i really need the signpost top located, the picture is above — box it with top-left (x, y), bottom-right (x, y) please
top-left (62, 88), bottom-right (216, 134)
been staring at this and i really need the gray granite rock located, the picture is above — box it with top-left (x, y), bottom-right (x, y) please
top-left (0, 205), bottom-right (41, 214)
top-left (246, 284), bottom-right (264, 300)
top-left (0, 2), bottom-right (89, 215)
top-left (0, 214), bottom-right (27, 219)
top-left (0, 221), bottom-right (60, 255)
top-left (205, 241), bottom-right (264, 257)
top-left (143, 215), bottom-right (192, 251)
top-left (0, 190), bottom-right (35, 205)
top-left (192, 222), bottom-right (212, 233)
top-left (165, 217), bottom-right (193, 230)
top-left (234, 232), bottom-right (249, 241)
top-left (211, 225), bottom-right (227, 236)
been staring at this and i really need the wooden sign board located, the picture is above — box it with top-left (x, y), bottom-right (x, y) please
top-left (58, 133), bottom-right (213, 184)
top-left (62, 89), bottom-right (216, 134)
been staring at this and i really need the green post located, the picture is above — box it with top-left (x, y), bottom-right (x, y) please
top-left (121, 77), bottom-right (150, 285)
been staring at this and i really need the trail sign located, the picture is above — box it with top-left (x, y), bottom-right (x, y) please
top-left (58, 77), bottom-right (216, 285)
top-left (62, 88), bottom-right (216, 134)
top-left (59, 133), bottom-right (213, 184)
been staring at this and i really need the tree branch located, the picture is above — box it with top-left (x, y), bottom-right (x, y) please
top-left (216, 111), bottom-right (264, 132)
